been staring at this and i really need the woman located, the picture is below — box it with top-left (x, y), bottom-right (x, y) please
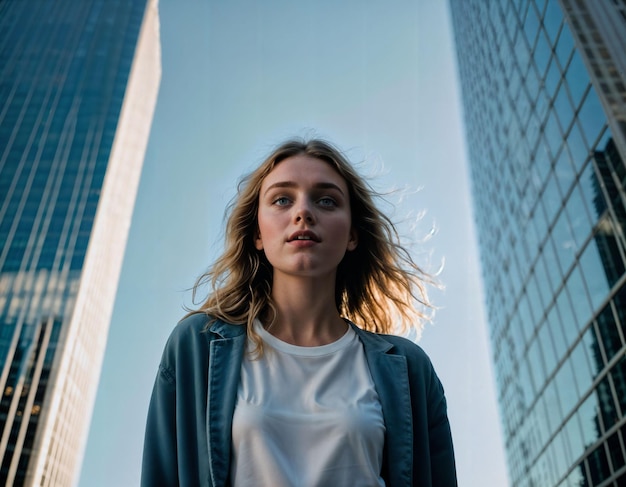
top-left (141, 139), bottom-right (457, 486)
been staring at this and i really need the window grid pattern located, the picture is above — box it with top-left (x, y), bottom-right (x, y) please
top-left (450, 0), bottom-right (626, 485)
top-left (0, 0), bottom-right (153, 485)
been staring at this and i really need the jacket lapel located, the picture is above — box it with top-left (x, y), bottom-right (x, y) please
top-left (352, 325), bottom-right (413, 485)
top-left (206, 321), bottom-right (246, 487)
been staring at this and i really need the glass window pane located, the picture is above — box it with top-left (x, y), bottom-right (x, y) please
top-left (610, 353), bottom-right (626, 415)
top-left (607, 431), bottom-right (625, 473)
top-left (527, 271), bottom-right (546, 321)
top-left (528, 336), bottom-right (547, 391)
top-left (555, 82), bottom-right (574, 131)
top-left (582, 323), bottom-right (604, 377)
top-left (577, 393), bottom-right (600, 447)
top-left (519, 358), bottom-right (536, 407)
top-left (587, 443), bottom-right (610, 485)
top-left (536, 89), bottom-right (550, 127)
top-left (562, 463), bottom-right (586, 486)
top-left (596, 304), bottom-right (622, 361)
top-left (546, 304), bottom-right (567, 362)
top-left (542, 170), bottom-right (562, 223)
top-left (552, 211), bottom-right (577, 273)
top-left (578, 89), bottom-right (606, 149)
top-left (524, 3), bottom-right (540, 46)
top-left (522, 291), bottom-right (537, 339)
top-left (527, 65), bottom-right (541, 101)
top-left (556, 22), bottom-right (574, 67)
top-left (555, 358), bottom-right (578, 416)
top-left (515, 33), bottom-right (531, 73)
top-left (554, 429), bottom-right (573, 479)
top-left (536, 255), bottom-right (554, 302)
top-left (534, 30), bottom-right (551, 76)
top-left (545, 59), bottom-right (561, 98)
top-left (565, 266), bottom-right (593, 331)
top-left (556, 287), bottom-right (580, 344)
top-left (597, 375), bottom-right (617, 433)
top-left (590, 216), bottom-right (626, 286)
top-left (545, 112), bottom-right (562, 156)
top-left (533, 201), bottom-right (550, 247)
top-left (614, 284), bottom-right (626, 340)
top-left (544, 238), bottom-right (564, 286)
top-left (543, 0), bottom-right (563, 43)
top-left (533, 397), bottom-right (551, 451)
top-left (578, 239), bottom-right (611, 312)
top-left (539, 320), bottom-right (557, 374)
top-left (543, 381), bottom-right (563, 434)
top-left (510, 252), bottom-right (525, 300)
top-left (566, 122), bottom-right (589, 172)
top-left (565, 50), bottom-right (590, 108)
top-left (563, 414), bottom-right (585, 468)
top-left (565, 186), bottom-right (592, 250)
top-left (579, 161), bottom-right (605, 222)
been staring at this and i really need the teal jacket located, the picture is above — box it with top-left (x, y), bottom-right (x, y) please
top-left (141, 314), bottom-right (457, 486)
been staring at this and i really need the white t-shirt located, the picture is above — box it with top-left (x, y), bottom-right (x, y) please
top-left (230, 319), bottom-right (386, 487)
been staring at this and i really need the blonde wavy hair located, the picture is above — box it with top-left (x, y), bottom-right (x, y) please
top-left (190, 138), bottom-right (433, 345)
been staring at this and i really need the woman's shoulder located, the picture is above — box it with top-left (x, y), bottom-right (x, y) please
top-left (372, 331), bottom-right (445, 391)
top-left (380, 332), bottom-right (427, 353)
top-left (352, 324), bottom-right (432, 363)
top-left (167, 312), bottom-right (246, 347)
top-left (157, 313), bottom-right (210, 365)
top-left (165, 312), bottom-right (212, 344)
top-left (177, 311), bottom-right (213, 329)
top-left (353, 325), bottom-right (427, 357)
top-left (157, 314), bottom-right (246, 375)
top-left (377, 332), bottom-right (434, 366)
top-left (353, 326), bottom-right (444, 394)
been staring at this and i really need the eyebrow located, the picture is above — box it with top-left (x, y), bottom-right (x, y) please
top-left (263, 181), bottom-right (345, 196)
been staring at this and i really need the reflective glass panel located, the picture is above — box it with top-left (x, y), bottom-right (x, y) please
top-left (565, 266), bottom-right (593, 333)
top-left (542, 0), bottom-right (563, 43)
top-left (566, 123), bottom-right (589, 172)
top-left (577, 393), bottom-right (600, 448)
top-left (565, 50), bottom-right (589, 108)
top-left (565, 186), bottom-right (592, 250)
top-left (578, 239), bottom-right (612, 312)
top-left (555, 23), bottom-right (574, 67)
top-left (578, 89), bottom-right (606, 148)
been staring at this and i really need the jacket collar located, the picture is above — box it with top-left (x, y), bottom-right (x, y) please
top-left (348, 322), bottom-right (395, 353)
top-left (208, 320), bottom-right (247, 339)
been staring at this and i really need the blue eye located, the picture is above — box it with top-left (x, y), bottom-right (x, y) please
top-left (273, 197), bottom-right (290, 206)
top-left (318, 197), bottom-right (337, 207)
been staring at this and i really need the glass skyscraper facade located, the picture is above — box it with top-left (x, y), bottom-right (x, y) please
top-left (0, 1), bottom-right (160, 485)
top-left (450, 0), bottom-right (626, 485)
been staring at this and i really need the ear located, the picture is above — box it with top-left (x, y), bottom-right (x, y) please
top-left (347, 228), bottom-right (358, 251)
top-left (254, 230), bottom-right (264, 250)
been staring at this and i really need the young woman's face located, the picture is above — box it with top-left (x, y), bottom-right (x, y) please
top-left (255, 154), bottom-right (358, 281)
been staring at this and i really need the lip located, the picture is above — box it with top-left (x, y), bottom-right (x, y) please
top-left (287, 230), bottom-right (321, 243)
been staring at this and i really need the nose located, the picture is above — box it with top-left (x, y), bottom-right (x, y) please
top-left (294, 199), bottom-right (315, 224)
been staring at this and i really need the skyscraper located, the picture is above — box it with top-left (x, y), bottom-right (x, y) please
top-left (0, 0), bottom-right (160, 485)
top-left (450, 0), bottom-right (626, 485)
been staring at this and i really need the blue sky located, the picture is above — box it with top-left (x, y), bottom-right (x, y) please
top-left (80, 1), bottom-right (509, 485)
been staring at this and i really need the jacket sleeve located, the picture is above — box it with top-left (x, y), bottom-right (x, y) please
top-left (426, 364), bottom-right (458, 486)
top-left (141, 315), bottom-right (215, 487)
top-left (379, 333), bottom-right (458, 486)
top-left (141, 363), bottom-right (179, 487)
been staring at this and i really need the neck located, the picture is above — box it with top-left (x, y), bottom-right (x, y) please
top-left (265, 273), bottom-right (347, 346)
